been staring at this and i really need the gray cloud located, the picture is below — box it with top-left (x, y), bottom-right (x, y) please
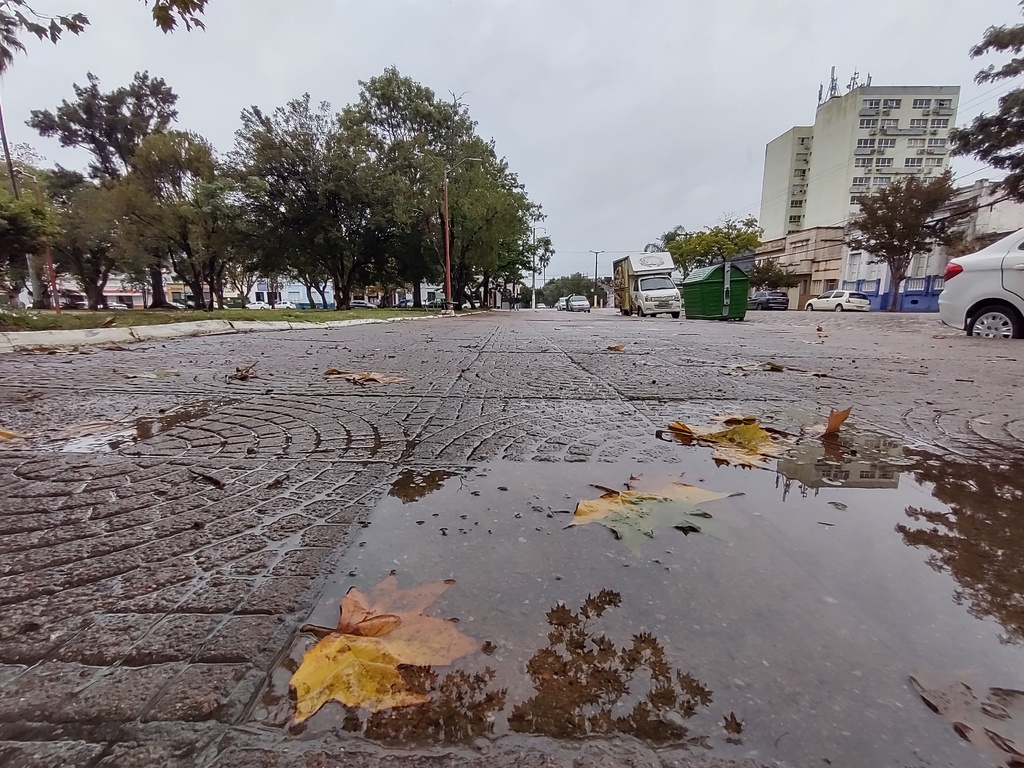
top-left (3, 0), bottom-right (1018, 278)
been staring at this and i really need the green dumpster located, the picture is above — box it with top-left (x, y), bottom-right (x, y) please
top-left (681, 263), bottom-right (749, 320)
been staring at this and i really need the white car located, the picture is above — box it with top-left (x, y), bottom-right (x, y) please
top-left (555, 296), bottom-right (569, 311)
top-left (940, 228), bottom-right (1024, 338)
top-left (566, 295), bottom-right (591, 313)
top-left (804, 290), bottom-right (871, 312)
top-left (246, 301), bottom-right (271, 309)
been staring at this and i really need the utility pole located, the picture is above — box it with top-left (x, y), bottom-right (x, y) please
top-left (0, 94), bottom-right (44, 308)
top-left (590, 250), bottom-right (605, 308)
top-left (531, 226), bottom-right (547, 309)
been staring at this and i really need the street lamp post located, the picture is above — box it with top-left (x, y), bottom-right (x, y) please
top-left (590, 250), bottom-right (605, 308)
top-left (531, 226), bottom-right (547, 310)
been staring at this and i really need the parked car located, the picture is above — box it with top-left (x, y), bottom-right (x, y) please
top-left (396, 299), bottom-right (411, 308)
top-left (555, 296), bottom-right (569, 311)
top-left (748, 290), bottom-right (790, 311)
top-left (275, 301), bottom-right (297, 309)
top-left (106, 302), bottom-right (130, 310)
top-left (804, 290), bottom-right (871, 312)
top-left (246, 301), bottom-right (271, 309)
top-left (536, 302), bottom-right (547, 308)
top-left (939, 228), bottom-right (1024, 338)
top-left (348, 299), bottom-right (379, 309)
top-left (566, 295), bottom-right (591, 313)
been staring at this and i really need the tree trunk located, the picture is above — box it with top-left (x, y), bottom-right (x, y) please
top-left (316, 285), bottom-right (328, 309)
top-left (887, 269), bottom-right (905, 312)
top-left (147, 264), bottom-right (173, 309)
top-left (481, 274), bottom-right (491, 308)
top-left (85, 283), bottom-right (106, 311)
top-left (304, 284), bottom-right (315, 308)
top-left (412, 279), bottom-right (423, 309)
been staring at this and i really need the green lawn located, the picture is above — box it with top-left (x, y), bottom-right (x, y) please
top-left (0, 307), bottom-right (444, 332)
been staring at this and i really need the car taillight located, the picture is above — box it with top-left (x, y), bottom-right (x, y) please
top-left (944, 263), bottom-right (964, 281)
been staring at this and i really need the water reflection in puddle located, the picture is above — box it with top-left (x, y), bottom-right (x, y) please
top-left (260, 437), bottom-right (1024, 767)
top-left (51, 399), bottom-right (231, 452)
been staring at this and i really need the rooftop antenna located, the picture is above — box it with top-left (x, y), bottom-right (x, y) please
top-left (866, 72), bottom-right (873, 86)
top-left (847, 69), bottom-right (860, 91)
top-left (818, 83), bottom-right (824, 105)
top-left (825, 66), bottom-right (842, 101)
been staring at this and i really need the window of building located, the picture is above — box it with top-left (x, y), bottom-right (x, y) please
top-left (859, 118), bottom-right (878, 129)
top-left (936, 98), bottom-right (953, 109)
top-left (856, 138), bottom-right (876, 148)
top-left (863, 98), bottom-right (881, 109)
top-left (798, 136), bottom-right (811, 147)
top-left (790, 199), bottom-right (804, 208)
top-left (913, 98), bottom-right (932, 109)
top-left (811, 280), bottom-right (824, 293)
top-left (874, 177), bottom-right (890, 186)
top-left (928, 138), bottom-right (947, 148)
top-left (852, 176), bottom-right (870, 186)
top-left (931, 118), bottom-right (949, 129)
top-left (924, 157), bottom-right (943, 167)
top-left (878, 138), bottom-right (896, 148)
top-left (788, 215), bottom-right (803, 224)
top-left (255, 292), bottom-right (265, 302)
top-left (855, 157), bottom-right (873, 167)
top-left (851, 196), bottom-right (865, 204)
top-left (875, 157), bottom-right (894, 168)
top-left (910, 119), bottom-right (928, 129)
top-left (824, 279), bottom-right (839, 291)
top-left (794, 168), bottom-right (807, 178)
top-left (907, 138), bottom-right (926, 148)
top-left (883, 98), bottom-right (902, 109)
top-left (905, 157), bottom-right (923, 168)
top-left (881, 118), bottom-right (899, 128)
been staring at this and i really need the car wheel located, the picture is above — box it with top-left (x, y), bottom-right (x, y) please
top-left (805, 304), bottom-right (814, 312)
top-left (968, 305), bottom-right (1022, 339)
top-left (637, 306), bottom-right (645, 317)
top-left (834, 304), bottom-right (844, 312)
top-left (671, 312), bottom-right (680, 319)
top-left (756, 303), bottom-right (764, 310)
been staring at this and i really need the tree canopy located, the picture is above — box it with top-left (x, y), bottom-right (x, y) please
top-left (951, 2), bottom-right (1024, 199)
top-left (845, 172), bottom-right (957, 312)
top-left (747, 260), bottom-right (799, 291)
top-left (659, 217), bottom-right (762, 277)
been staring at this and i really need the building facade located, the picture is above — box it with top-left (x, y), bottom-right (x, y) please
top-left (760, 84), bottom-right (961, 241)
top-left (755, 227), bottom-right (845, 309)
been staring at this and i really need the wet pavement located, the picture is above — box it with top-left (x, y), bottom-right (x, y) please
top-left (1, 309), bottom-right (1023, 768)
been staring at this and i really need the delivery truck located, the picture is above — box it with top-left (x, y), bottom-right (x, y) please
top-left (612, 252), bottom-right (682, 318)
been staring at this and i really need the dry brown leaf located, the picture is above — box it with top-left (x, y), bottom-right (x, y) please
top-left (607, 345), bottom-right (626, 352)
top-left (324, 370), bottom-right (405, 385)
top-left (823, 407), bottom-right (852, 436)
top-left (290, 573), bottom-right (478, 722)
top-left (664, 419), bottom-right (791, 469)
top-left (723, 711), bottom-right (744, 735)
top-left (0, 428), bottom-right (26, 440)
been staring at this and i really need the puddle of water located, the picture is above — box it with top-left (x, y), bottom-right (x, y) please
top-left (388, 469), bottom-right (461, 504)
top-left (54, 400), bottom-right (231, 453)
top-left (258, 435), bottom-right (1024, 767)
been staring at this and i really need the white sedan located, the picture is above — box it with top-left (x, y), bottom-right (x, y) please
top-left (939, 228), bottom-right (1024, 338)
top-left (805, 290), bottom-right (871, 312)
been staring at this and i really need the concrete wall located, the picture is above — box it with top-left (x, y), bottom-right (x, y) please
top-left (759, 127), bottom-right (813, 241)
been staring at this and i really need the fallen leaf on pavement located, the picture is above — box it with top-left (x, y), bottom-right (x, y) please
top-left (100, 316), bottom-right (117, 328)
top-left (0, 428), bottom-right (26, 440)
top-left (291, 573), bottom-right (478, 722)
top-left (734, 361), bottom-right (784, 373)
top-left (663, 418), bottom-right (791, 469)
top-left (567, 476), bottom-right (740, 554)
top-left (20, 346), bottom-right (61, 355)
top-left (823, 407), bottom-right (852, 435)
top-left (909, 674), bottom-right (1024, 767)
top-left (723, 711), bottom-right (744, 735)
top-left (226, 364), bottom-right (257, 382)
top-left (324, 370), bottom-right (405, 385)
top-left (816, 325), bottom-right (824, 333)
top-left (607, 345), bottom-right (626, 352)
top-left (124, 369), bottom-right (181, 379)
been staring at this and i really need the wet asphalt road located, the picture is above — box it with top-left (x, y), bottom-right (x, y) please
top-left (0, 308), bottom-right (1022, 768)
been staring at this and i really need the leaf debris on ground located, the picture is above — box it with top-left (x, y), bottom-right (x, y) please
top-left (226, 364), bottom-right (257, 382)
top-left (324, 370), bottom-right (405, 385)
top-left (291, 572), bottom-right (479, 722)
top-left (606, 344), bottom-right (626, 352)
top-left (567, 475), bottom-right (740, 554)
top-left (124, 369), bottom-right (181, 379)
top-left (661, 416), bottom-right (793, 469)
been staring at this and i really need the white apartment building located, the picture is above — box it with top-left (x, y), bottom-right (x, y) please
top-left (760, 84), bottom-right (960, 241)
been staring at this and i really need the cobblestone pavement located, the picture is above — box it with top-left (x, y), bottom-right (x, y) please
top-left (0, 309), bottom-right (1019, 768)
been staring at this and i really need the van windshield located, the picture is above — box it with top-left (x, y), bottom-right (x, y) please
top-left (639, 276), bottom-right (675, 291)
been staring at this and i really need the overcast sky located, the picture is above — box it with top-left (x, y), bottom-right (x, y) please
top-left (3, 0), bottom-right (1021, 279)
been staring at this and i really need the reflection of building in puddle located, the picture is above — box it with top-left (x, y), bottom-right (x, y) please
top-left (777, 436), bottom-right (904, 499)
top-left (388, 469), bottom-right (460, 504)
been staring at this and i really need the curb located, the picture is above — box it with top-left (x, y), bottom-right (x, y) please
top-left (0, 313), bottom-right (451, 353)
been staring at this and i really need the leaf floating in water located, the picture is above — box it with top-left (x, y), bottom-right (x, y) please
top-left (828, 501), bottom-right (849, 511)
top-left (823, 407), bottom-right (853, 436)
top-left (291, 573), bottom-right (478, 722)
top-left (662, 417), bottom-right (792, 469)
top-left (568, 476), bottom-right (740, 554)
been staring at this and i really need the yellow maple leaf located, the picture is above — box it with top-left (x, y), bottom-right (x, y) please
top-left (665, 419), bottom-right (790, 468)
top-left (291, 573), bottom-right (479, 722)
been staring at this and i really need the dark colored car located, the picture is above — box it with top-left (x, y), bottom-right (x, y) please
top-left (747, 290), bottom-right (790, 311)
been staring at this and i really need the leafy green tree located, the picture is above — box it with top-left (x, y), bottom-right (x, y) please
top-left (845, 172), bottom-right (958, 312)
top-left (951, 4), bottom-right (1024, 199)
top-left (747, 260), bottom-right (799, 291)
top-left (0, 186), bottom-right (55, 302)
top-left (661, 217), bottom-right (762, 277)
top-left (0, 1), bottom-right (209, 73)
top-left (539, 272), bottom-right (603, 307)
top-left (28, 71), bottom-right (180, 307)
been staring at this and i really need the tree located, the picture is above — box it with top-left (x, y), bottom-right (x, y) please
top-left (845, 173), bottom-right (958, 312)
top-left (747, 259), bottom-right (800, 290)
top-left (0, 187), bottom-right (55, 303)
top-left (28, 71), bottom-right (181, 307)
top-left (951, 4), bottom-right (1024, 200)
top-left (538, 272), bottom-right (604, 307)
top-left (0, 1), bottom-right (209, 74)
top-left (661, 217), bottom-right (762, 277)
